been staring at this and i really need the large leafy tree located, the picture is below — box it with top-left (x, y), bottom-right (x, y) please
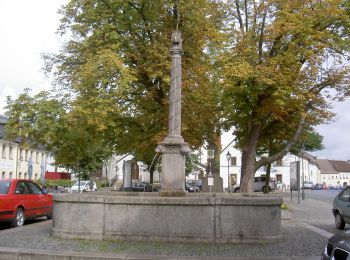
top-left (221, 0), bottom-right (350, 192)
top-left (5, 0), bottom-right (224, 177)
top-left (5, 90), bottom-right (111, 177)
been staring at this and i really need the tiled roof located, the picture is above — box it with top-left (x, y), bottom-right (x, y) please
top-left (329, 160), bottom-right (350, 173)
top-left (316, 159), bottom-right (338, 174)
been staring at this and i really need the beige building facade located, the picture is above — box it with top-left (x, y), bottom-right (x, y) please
top-left (0, 115), bottom-right (60, 181)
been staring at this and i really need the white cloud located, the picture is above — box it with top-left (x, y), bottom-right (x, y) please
top-left (313, 100), bottom-right (350, 161)
top-left (0, 0), bottom-right (66, 114)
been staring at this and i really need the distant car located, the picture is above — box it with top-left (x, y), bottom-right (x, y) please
top-left (70, 181), bottom-right (97, 193)
top-left (303, 181), bottom-right (314, 189)
top-left (332, 186), bottom-right (350, 230)
top-left (185, 183), bottom-right (200, 193)
top-left (311, 183), bottom-right (323, 190)
top-left (321, 230), bottom-right (350, 259)
top-left (131, 182), bottom-right (153, 192)
top-left (232, 176), bottom-right (276, 193)
top-left (0, 179), bottom-right (52, 227)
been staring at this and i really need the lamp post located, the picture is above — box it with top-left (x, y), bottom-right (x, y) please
top-left (226, 151), bottom-right (231, 193)
top-left (301, 144), bottom-right (305, 200)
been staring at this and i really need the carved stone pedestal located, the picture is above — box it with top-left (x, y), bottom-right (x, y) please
top-left (156, 136), bottom-right (190, 192)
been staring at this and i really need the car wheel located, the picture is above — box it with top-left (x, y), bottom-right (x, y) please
top-left (11, 208), bottom-right (25, 228)
top-left (335, 212), bottom-right (346, 230)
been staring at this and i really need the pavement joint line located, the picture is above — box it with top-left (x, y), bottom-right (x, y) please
top-left (296, 221), bottom-right (334, 238)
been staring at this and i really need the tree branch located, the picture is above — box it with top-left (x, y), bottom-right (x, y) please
top-left (256, 115), bottom-right (305, 169)
top-left (235, 0), bottom-right (244, 32)
top-left (258, 8), bottom-right (267, 63)
top-left (244, 0), bottom-right (248, 32)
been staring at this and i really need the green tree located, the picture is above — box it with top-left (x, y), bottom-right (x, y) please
top-left (6, 1), bottom-right (224, 178)
top-left (260, 127), bottom-right (324, 193)
top-left (45, 1), bottom-right (224, 164)
top-left (5, 90), bottom-right (112, 178)
top-left (221, 0), bottom-right (350, 192)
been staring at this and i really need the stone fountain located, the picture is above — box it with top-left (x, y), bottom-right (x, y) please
top-left (51, 31), bottom-right (282, 243)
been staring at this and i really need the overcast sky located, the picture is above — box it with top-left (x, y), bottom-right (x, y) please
top-left (0, 0), bottom-right (349, 161)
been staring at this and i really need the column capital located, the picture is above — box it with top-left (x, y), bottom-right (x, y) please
top-left (171, 30), bottom-right (183, 54)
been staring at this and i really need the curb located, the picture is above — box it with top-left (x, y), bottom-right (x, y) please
top-left (0, 246), bottom-right (321, 260)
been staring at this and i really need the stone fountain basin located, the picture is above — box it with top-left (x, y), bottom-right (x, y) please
top-left (51, 192), bottom-right (282, 243)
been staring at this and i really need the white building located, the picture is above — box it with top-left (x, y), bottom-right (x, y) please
top-left (218, 129), bottom-right (322, 190)
top-left (102, 153), bottom-right (160, 189)
top-left (0, 115), bottom-right (65, 181)
top-left (316, 159), bottom-right (350, 188)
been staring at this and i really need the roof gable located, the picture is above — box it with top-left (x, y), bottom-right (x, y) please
top-left (316, 159), bottom-right (338, 174)
top-left (329, 160), bottom-right (350, 173)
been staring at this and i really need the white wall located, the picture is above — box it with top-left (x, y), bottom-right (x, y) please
top-left (0, 139), bottom-right (65, 181)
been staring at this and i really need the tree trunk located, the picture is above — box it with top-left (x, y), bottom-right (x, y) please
top-left (263, 163), bottom-right (271, 194)
top-left (240, 148), bottom-right (257, 193)
top-left (149, 166), bottom-right (154, 185)
top-left (240, 124), bottom-right (261, 193)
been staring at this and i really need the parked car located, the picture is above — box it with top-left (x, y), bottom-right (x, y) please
top-left (311, 183), bottom-right (323, 190)
top-left (332, 186), bottom-right (350, 230)
top-left (185, 182), bottom-right (200, 193)
top-left (0, 179), bottom-right (52, 227)
top-left (70, 181), bottom-right (97, 193)
top-left (303, 181), bottom-right (314, 189)
top-left (321, 230), bottom-right (350, 259)
top-left (232, 176), bottom-right (276, 193)
top-left (132, 182), bottom-right (153, 192)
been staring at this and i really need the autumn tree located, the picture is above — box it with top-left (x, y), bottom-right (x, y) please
top-left (220, 0), bottom-right (350, 192)
top-left (5, 90), bottom-right (111, 177)
top-left (5, 0), bottom-right (224, 178)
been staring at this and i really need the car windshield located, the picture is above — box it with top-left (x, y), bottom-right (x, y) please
top-left (0, 181), bottom-right (11, 194)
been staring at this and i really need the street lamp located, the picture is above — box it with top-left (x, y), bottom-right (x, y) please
top-left (301, 144), bottom-right (305, 200)
top-left (226, 151), bottom-right (231, 192)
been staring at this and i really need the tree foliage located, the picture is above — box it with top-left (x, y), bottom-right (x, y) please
top-left (220, 0), bottom-right (350, 192)
top-left (5, 89), bottom-right (111, 176)
top-left (5, 0), bottom-right (224, 176)
top-left (4, 0), bottom-right (350, 193)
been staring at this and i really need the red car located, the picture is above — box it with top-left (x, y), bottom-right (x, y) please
top-left (0, 179), bottom-right (52, 227)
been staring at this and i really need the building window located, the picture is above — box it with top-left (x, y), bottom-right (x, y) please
top-left (24, 173), bottom-right (27, 179)
top-left (25, 150), bottom-right (29, 161)
top-left (2, 145), bottom-right (6, 159)
top-left (18, 172), bottom-right (22, 179)
top-left (230, 157), bottom-right (237, 166)
top-left (9, 172), bottom-right (12, 179)
top-left (36, 152), bottom-right (40, 163)
top-left (9, 146), bottom-right (13, 160)
top-left (1, 172), bottom-right (5, 179)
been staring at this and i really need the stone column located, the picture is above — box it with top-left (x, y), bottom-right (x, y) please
top-left (156, 31), bottom-right (190, 193)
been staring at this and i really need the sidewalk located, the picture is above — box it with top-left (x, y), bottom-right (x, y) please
top-left (0, 193), bottom-right (330, 259)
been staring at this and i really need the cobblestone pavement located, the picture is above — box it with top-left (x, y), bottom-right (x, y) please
top-left (0, 192), bottom-right (333, 259)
